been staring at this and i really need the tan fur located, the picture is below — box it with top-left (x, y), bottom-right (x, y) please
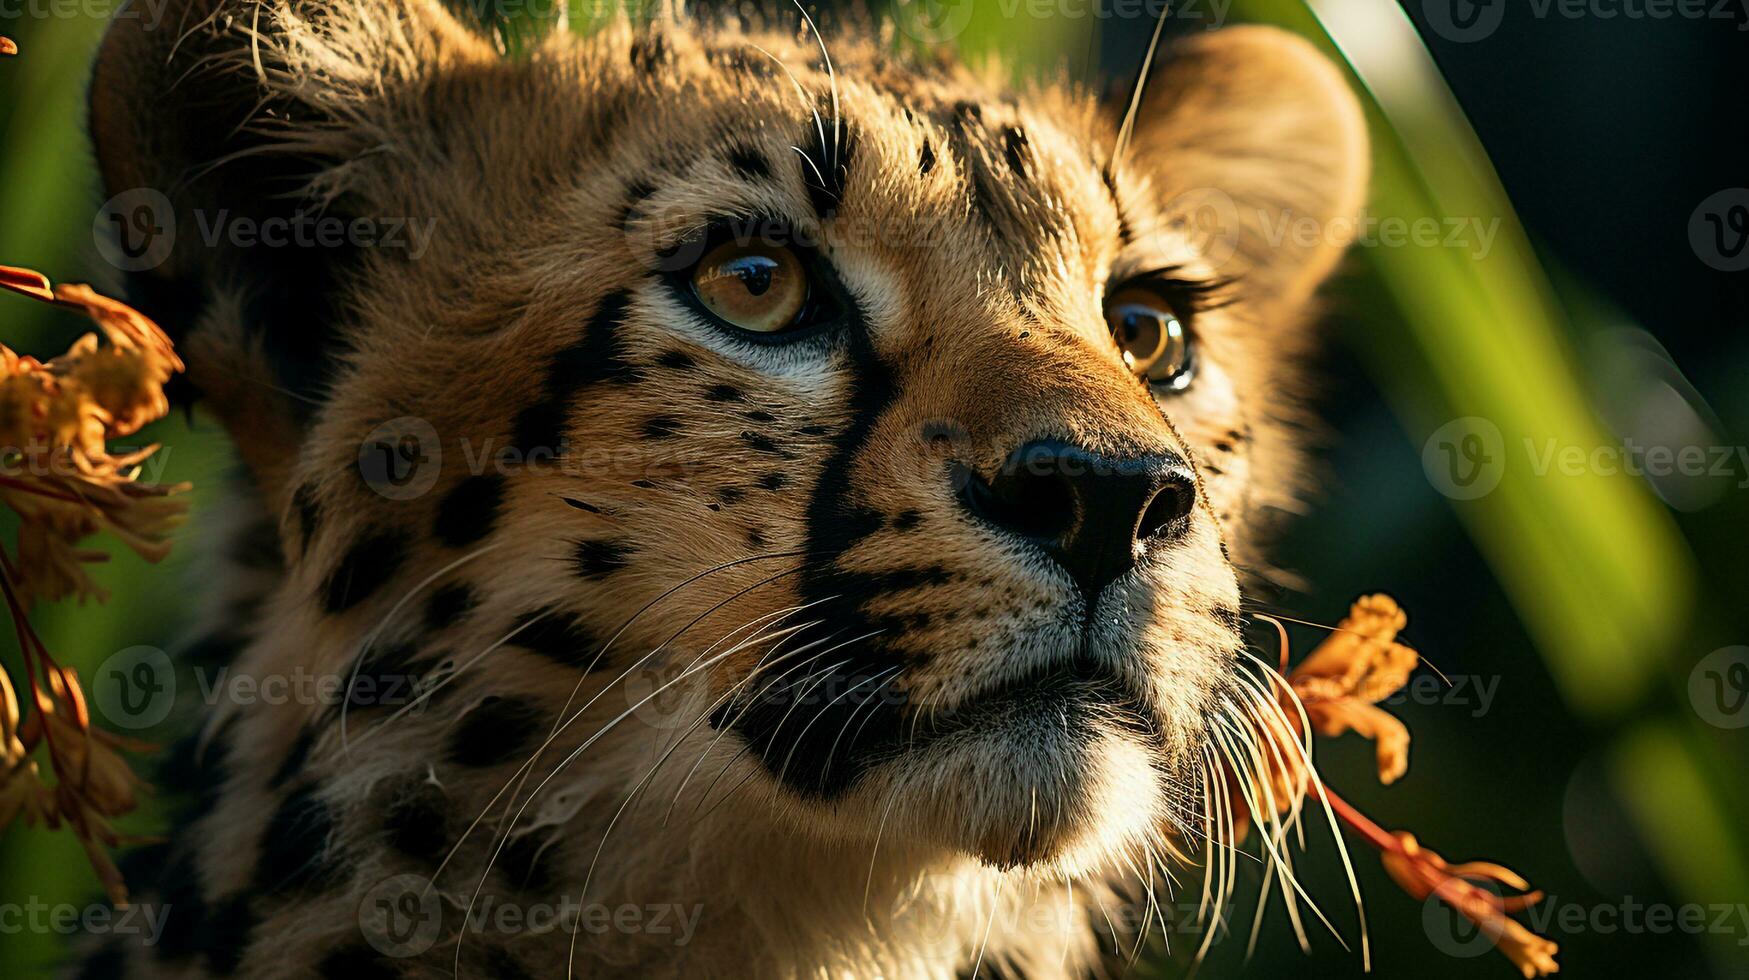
top-left (80, 3), bottom-right (1366, 977)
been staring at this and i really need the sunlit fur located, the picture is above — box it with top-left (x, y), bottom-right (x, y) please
top-left (82, 1), bottom-right (1367, 976)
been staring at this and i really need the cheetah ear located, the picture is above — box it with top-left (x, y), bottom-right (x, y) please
top-left (1118, 26), bottom-right (1370, 307)
top-left (88, 0), bottom-right (491, 492)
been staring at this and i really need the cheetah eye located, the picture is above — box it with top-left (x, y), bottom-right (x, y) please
top-left (1105, 286), bottom-right (1194, 391)
top-left (690, 241), bottom-right (809, 335)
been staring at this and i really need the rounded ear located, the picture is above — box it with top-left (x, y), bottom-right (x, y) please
top-left (1118, 25), bottom-right (1370, 306)
top-left (88, 0), bottom-right (490, 491)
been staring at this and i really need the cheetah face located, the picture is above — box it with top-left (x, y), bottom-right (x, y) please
top-left (92, 3), bottom-right (1365, 878)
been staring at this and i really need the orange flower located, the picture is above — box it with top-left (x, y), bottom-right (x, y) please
top-left (1379, 830), bottom-right (1560, 977)
top-left (1287, 594), bottom-right (1417, 784)
top-left (0, 36), bottom-right (16, 57)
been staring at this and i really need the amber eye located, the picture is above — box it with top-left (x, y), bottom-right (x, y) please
top-left (1105, 286), bottom-right (1193, 390)
top-left (689, 241), bottom-right (809, 334)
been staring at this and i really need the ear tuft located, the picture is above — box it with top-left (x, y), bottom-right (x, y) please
top-left (1120, 25), bottom-right (1370, 304)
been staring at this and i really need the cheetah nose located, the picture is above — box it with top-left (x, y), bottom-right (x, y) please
top-left (955, 438), bottom-right (1197, 603)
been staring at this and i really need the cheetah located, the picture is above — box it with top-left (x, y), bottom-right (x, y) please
top-left (79, 0), bottom-right (1367, 975)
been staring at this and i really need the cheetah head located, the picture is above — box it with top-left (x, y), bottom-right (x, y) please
top-left (91, 0), bottom-right (1366, 886)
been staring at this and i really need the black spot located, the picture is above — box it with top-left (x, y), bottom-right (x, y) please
top-left (656, 349), bottom-right (695, 371)
top-left (798, 424), bottom-right (831, 437)
top-left (434, 473), bottom-right (505, 548)
top-left (1002, 127), bottom-right (1030, 175)
top-left (269, 728), bottom-right (316, 789)
top-left (510, 609), bottom-right (600, 670)
top-left (561, 496), bottom-right (602, 513)
top-left (499, 832), bottom-right (555, 891)
top-left (918, 139), bottom-right (936, 175)
top-left (727, 144), bottom-right (771, 181)
top-left (747, 529), bottom-right (767, 549)
top-left (318, 946), bottom-right (403, 979)
top-left (716, 486), bottom-right (746, 506)
top-left (704, 384), bottom-right (743, 402)
top-left (149, 852), bottom-right (208, 961)
top-left (383, 780), bottom-right (451, 861)
top-left (740, 431), bottom-right (787, 456)
top-left (1213, 440), bottom-right (1236, 454)
top-left (292, 482), bottom-right (321, 553)
top-left (322, 530), bottom-right (408, 613)
top-left (952, 100), bottom-right (982, 125)
top-left (642, 415), bottom-right (682, 439)
top-left (424, 583), bottom-right (479, 630)
top-left (629, 33), bottom-right (668, 72)
top-left (255, 787), bottom-right (346, 895)
top-left (798, 112), bottom-right (856, 219)
top-left (630, 479), bottom-right (657, 490)
top-left (511, 401), bottom-right (567, 463)
top-left (450, 696), bottom-right (545, 767)
top-left (1213, 604), bottom-right (1245, 638)
top-left (743, 410), bottom-right (776, 424)
top-left (573, 538), bottom-right (634, 579)
top-left (757, 472), bottom-right (788, 491)
top-left (894, 510), bottom-right (923, 530)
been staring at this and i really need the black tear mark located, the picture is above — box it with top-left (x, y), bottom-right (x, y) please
top-left (757, 472), bottom-right (789, 491)
top-left (322, 530), bottom-right (408, 613)
top-left (434, 473), bottom-right (505, 548)
top-left (642, 415), bottom-right (682, 439)
top-left (255, 787), bottom-right (348, 895)
top-left (450, 695), bottom-right (544, 767)
top-left (510, 608), bottom-right (601, 670)
top-left (705, 383), bottom-right (743, 402)
top-left (1002, 127), bottom-right (1030, 175)
top-left (799, 113), bottom-right (856, 220)
top-left (513, 291), bottom-right (635, 460)
top-left (918, 138), bottom-right (936, 175)
top-left (424, 582), bottom-right (479, 631)
top-left (727, 144), bottom-right (772, 181)
top-left (574, 538), bottom-right (634, 579)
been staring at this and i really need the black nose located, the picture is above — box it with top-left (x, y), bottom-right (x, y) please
top-left (956, 438), bottom-right (1197, 602)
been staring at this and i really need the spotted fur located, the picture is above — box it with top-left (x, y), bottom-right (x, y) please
top-left (80, 1), bottom-right (1366, 976)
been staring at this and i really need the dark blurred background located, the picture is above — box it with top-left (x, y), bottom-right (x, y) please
top-left (2, 1), bottom-right (1745, 977)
